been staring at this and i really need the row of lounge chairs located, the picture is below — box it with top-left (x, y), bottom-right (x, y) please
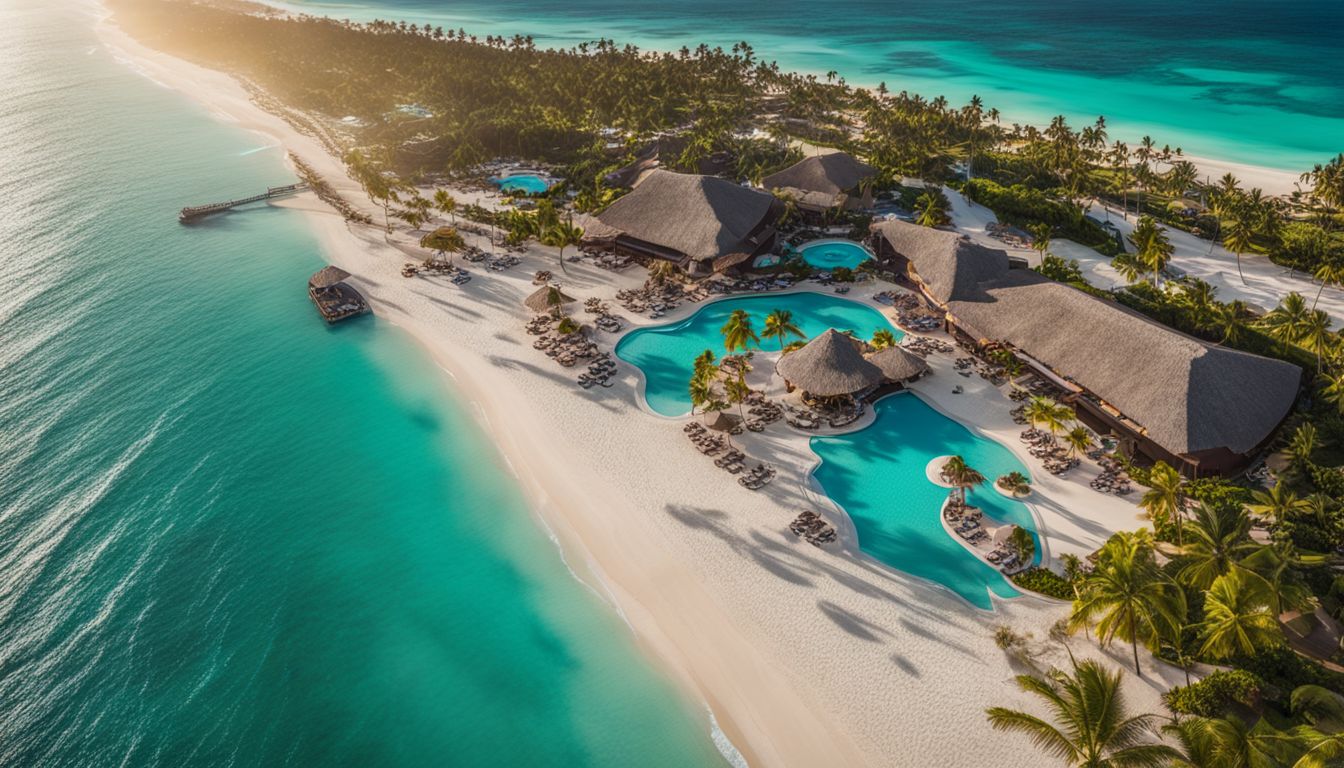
top-left (533, 331), bottom-right (600, 367)
top-left (738, 463), bottom-right (776, 490)
top-left (683, 422), bottom-right (729, 455)
top-left (901, 336), bottom-right (953, 357)
top-left (525, 315), bottom-right (554, 335)
top-left (577, 355), bottom-right (617, 389)
top-left (789, 511), bottom-right (837, 546)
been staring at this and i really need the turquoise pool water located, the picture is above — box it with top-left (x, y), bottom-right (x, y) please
top-left (810, 395), bottom-right (1040, 609)
top-left (797, 240), bottom-right (872, 271)
top-left (494, 173), bottom-right (551, 194)
top-left (616, 293), bottom-right (900, 416)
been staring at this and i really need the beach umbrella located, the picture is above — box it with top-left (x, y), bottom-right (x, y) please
top-left (309, 265), bottom-right (351, 289)
top-left (775, 329), bottom-right (882, 397)
top-left (866, 345), bottom-right (930, 383)
top-left (523, 285), bottom-right (575, 314)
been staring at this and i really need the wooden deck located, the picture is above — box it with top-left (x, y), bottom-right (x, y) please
top-left (309, 283), bottom-right (369, 324)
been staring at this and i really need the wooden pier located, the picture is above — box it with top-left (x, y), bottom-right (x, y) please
top-left (179, 181), bottom-right (308, 223)
top-left (308, 266), bottom-right (369, 323)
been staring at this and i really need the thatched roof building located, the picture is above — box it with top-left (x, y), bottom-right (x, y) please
top-left (587, 170), bottom-right (781, 275)
top-left (523, 285), bottom-right (575, 313)
top-left (309, 265), bottom-right (351, 289)
top-left (871, 219), bottom-right (1301, 475)
top-left (763, 152), bottom-right (877, 213)
top-left (776, 329), bottom-right (883, 397)
top-left (867, 346), bottom-right (930, 382)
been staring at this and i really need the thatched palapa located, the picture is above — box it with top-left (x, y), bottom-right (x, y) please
top-left (588, 170), bottom-right (780, 274)
top-left (763, 152), bottom-right (877, 213)
top-left (776, 329), bottom-right (882, 397)
top-left (523, 285), bottom-right (575, 313)
top-left (870, 219), bottom-right (1301, 474)
top-left (866, 345), bottom-right (930, 382)
top-left (309, 265), bottom-right (351, 289)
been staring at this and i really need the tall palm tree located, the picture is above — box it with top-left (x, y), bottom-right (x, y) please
top-left (432, 188), bottom-right (457, 224)
top-left (1246, 480), bottom-right (1310, 527)
top-left (940, 455), bottom-right (985, 506)
top-left (1311, 260), bottom-right (1344, 310)
top-left (419, 225), bottom-right (465, 266)
top-left (1138, 461), bottom-right (1187, 545)
top-left (870, 329), bottom-right (897, 350)
top-left (913, 189), bottom-right (951, 227)
top-left (1127, 216), bottom-right (1174, 284)
top-left (1260, 292), bottom-right (1310, 355)
top-left (762, 309), bottom-right (804, 351)
top-left (720, 309), bottom-right (760, 353)
top-left (1177, 503), bottom-right (1257, 590)
top-left (1070, 531), bottom-right (1185, 675)
top-left (539, 215), bottom-right (583, 274)
top-left (1242, 541), bottom-right (1315, 615)
top-left (1213, 300), bottom-right (1249, 345)
top-left (1063, 426), bottom-right (1093, 459)
top-left (725, 370), bottom-right (751, 419)
top-left (1299, 309), bottom-right (1335, 373)
top-left (1222, 194), bottom-right (1259, 286)
top-left (985, 660), bottom-right (1179, 767)
top-left (1199, 568), bottom-right (1282, 660)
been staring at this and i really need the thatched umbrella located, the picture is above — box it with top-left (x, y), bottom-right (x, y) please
top-left (309, 265), bottom-right (350, 289)
top-left (706, 411), bottom-right (742, 433)
top-left (867, 345), bottom-right (930, 383)
top-left (523, 285), bottom-right (575, 315)
top-left (775, 329), bottom-right (882, 397)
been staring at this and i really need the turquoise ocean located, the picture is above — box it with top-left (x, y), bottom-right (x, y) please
top-left (278, 0), bottom-right (1344, 173)
top-left (0, 2), bottom-right (729, 764)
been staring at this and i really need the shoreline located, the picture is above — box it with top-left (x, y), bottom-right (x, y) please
top-left (98, 12), bottom-right (1190, 767)
top-left (262, 0), bottom-right (1311, 192)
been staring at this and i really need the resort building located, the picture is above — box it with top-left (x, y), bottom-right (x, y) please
top-left (762, 152), bottom-right (877, 219)
top-left (583, 170), bottom-right (782, 276)
top-left (870, 220), bottom-right (1301, 476)
top-left (776, 328), bottom-right (929, 399)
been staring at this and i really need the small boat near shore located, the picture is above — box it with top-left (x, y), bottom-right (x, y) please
top-left (308, 265), bottom-right (368, 323)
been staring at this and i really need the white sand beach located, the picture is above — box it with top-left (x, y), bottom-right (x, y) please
top-left (100, 16), bottom-right (1198, 767)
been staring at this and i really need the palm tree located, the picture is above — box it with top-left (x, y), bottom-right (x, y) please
top-left (985, 660), bottom-right (1179, 767)
top-left (1246, 480), bottom-right (1309, 527)
top-left (1029, 222), bottom-right (1053, 258)
top-left (870, 329), bottom-right (897, 350)
top-left (1165, 715), bottom-right (1306, 768)
top-left (940, 455), bottom-right (985, 506)
top-left (1177, 504), bottom-right (1257, 590)
top-left (1213, 300), bottom-right (1249, 345)
top-left (720, 309), bottom-right (760, 353)
top-left (419, 225), bottom-right (465, 266)
top-left (913, 189), bottom-right (951, 227)
top-left (1276, 423), bottom-right (1320, 481)
top-left (1127, 216), bottom-right (1174, 284)
top-left (539, 215), bottom-right (583, 274)
top-left (1311, 260), bottom-right (1344, 310)
top-left (1063, 426), bottom-right (1093, 459)
top-left (1319, 372), bottom-right (1344, 415)
top-left (1070, 531), bottom-right (1185, 675)
top-left (1260, 292), bottom-right (1310, 355)
top-left (725, 370), bottom-right (751, 419)
top-left (1242, 541), bottom-right (1315, 615)
top-left (1138, 461), bottom-right (1187, 545)
top-left (762, 309), bottom-right (804, 351)
top-left (1299, 309), bottom-right (1335, 372)
top-left (1223, 195), bottom-right (1259, 285)
top-left (432, 188), bottom-right (457, 224)
top-left (1199, 568), bottom-right (1282, 660)
top-left (688, 369), bottom-right (716, 420)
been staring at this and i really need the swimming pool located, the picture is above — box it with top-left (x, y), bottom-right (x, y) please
top-left (616, 292), bottom-right (900, 416)
top-left (810, 395), bottom-right (1040, 609)
top-left (797, 239), bottom-right (872, 271)
top-left (493, 173), bottom-right (551, 194)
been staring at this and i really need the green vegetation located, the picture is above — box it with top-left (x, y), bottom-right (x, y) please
top-left (1011, 567), bottom-right (1072, 600)
top-left (1162, 670), bottom-right (1262, 718)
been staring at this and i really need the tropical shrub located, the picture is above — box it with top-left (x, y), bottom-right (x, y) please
top-left (1229, 646), bottom-right (1344, 703)
top-left (1010, 567), bottom-right (1073, 600)
top-left (1162, 670), bottom-right (1263, 717)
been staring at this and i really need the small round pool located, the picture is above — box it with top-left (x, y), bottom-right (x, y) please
top-left (493, 173), bottom-right (551, 195)
top-left (797, 239), bottom-right (872, 271)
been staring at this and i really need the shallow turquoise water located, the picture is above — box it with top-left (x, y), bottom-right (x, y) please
top-left (494, 173), bottom-right (550, 194)
top-left (615, 293), bottom-right (900, 416)
top-left (810, 395), bottom-right (1040, 610)
top-left (797, 240), bottom-right (872, 271)
top-left (279, 0), bottom-right (1344, 172)
top-left (0, 3), bottom-right (727, 765)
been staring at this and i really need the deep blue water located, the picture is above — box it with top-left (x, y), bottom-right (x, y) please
top-left (278, 0), bottom-right (1344, 172)
top-left (0, 2), bottom-right (727, 764)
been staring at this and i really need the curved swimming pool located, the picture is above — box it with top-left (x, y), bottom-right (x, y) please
top-left (810, 394), bottom-right (1040, 609)
top-left (615, 292), bottom-right (900, 416)
top-left (797, 239), bottom-right (872, 271)
top-left (493, 173), bottom-right (551, 194)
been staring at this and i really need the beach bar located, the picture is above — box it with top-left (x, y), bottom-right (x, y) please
top-left (308, 265), bottom-right (368, 323)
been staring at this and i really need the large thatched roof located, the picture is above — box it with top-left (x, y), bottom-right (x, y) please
top-left (309, 265), bottom-right (350, 289)
top-left (946, 270), bottom-right (1300, 455)
top-left (872, 220), bottom-right (1009, 304)
top-left (523, 285), bottom-right (575, 313)
top-left (763, 152), bottom-right (876, 197)
top-left (867, 346), bottom-right (930, 382)
top-left (776, 329), bottom-right (883, 396)
top-left (593, 170), bottom-right (778, 263)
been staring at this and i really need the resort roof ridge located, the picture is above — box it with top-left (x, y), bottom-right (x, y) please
top-left (763, 152), bottom-right (877, 197)
top-left (872, 219), bottom-right (1301, 470)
